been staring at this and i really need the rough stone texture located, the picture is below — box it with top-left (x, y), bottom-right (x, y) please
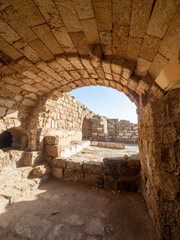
top-left (139, 89), bottom-right (180, 240)
top-left (0, 2), bottom-right (179, 239)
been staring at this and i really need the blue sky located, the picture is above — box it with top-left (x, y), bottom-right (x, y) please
top-left (70, 86), bottom-right (137, 123)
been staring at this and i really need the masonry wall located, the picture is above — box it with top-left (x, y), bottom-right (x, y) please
top-left (90, 116), bottom-right (138, 143)
top-left (27, 91), bottom-right (94, 151)
top-left (138, 89), bottom-right (180, 240)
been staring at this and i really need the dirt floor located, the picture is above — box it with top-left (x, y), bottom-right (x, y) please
top-left (68, 144), bottom-right (139, 163)
top-left (0, 178), bottom-right (158, 240)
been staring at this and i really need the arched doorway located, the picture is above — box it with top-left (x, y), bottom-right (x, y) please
top-left (82, 117), bottom-right (92, 140)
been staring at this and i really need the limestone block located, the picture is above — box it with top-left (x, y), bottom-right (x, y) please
top-left (0, 0), bottom-right (10, 11)
top-left (99, 31), bottom-right (112, 55)
top-left (56, 57), bottom-right (74, 71)
top-left (0, 107), bottom-right (7, 117)
top-left (127, 37), bottom-right (143, 61)
top-left (122, 60), bottom-right (136, 79)
top-left (0, 195), bottom-right (9, 212)
top-left (73, 0), bottom-right (94, 20)
top-left (70, 32), bottom-right (91, 55)
top-left (32, 24), bottom-right (63, 55)
top-left (146, 0), bottom-right (178, 39)
top-left (0, 36), bottom-right (22, 60)
top-left (22, 98), bottom-right (36, 107)
top-left (111, 58), bottom-right (125, 75)
top-left (52, 167), bottom-right (63, 179)
top-left (136, 74), bottom-right (154, 94)
top-left (140, 35), bottom-right (161, 61)
top-left (130, 0), bottom-right (154, 38)
top-left (149, 53), bottom-right (168, 79)
top-left (68, 55), bottom-right (84, 70)
top-left (46, 145), bottom-right (60, 158)
top-left (55, 0), bottom-right (81, 32)
top-left (0, 150), bottom-right (10, 168)
top-left (45, 136), bottom-right (59, 145)
top-left (112, 26), bottom-right (129, 57)
top-left (34, 0), bottom-right (64, 29)
top-left (83, 162), bottom-right (104, 175)
top-left (92, 0), bottom-right (112, 31)
top-left (32, 165), bottom-right (51, 177)
top-left (36, 62), bottom-right (63, 82)
top-left (113, 0), bottom-right (132, 25)
top-left (6, 109), bottom-right (18, 118)
top-left (2, 6), bottom-right (37, 43)
top-left (9, 0), bottom-right (45, 27)
top-left (0, 18), bottom-right (21, 44)
top-left (81, 18), bottom-right (100, 44)
top-left (24, 151), bottom-right (43, 166)
top-left (158, 9), bottom-right (180, 60)
top-left (81, 58), bottom-right (97, 76)
top-left (48, 60), bottom-right (64, 73)
top-left (22, 84), bottom-right (38, 93)
top-left (135, 57), bottom-right (152, 77)
top-left (52, 27), bottom-right (77, 53)
top-left (67, 161), bottom-right (82, 171)
top-left (84, 173), bottom-right (104, 188)
top-left (29, 38), bottom-right (54, 62)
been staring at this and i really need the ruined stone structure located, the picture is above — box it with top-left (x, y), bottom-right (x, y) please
top-left (87, 116), bottom-right (138, 143)
top-left (0, 0), bottom-right (180, 239)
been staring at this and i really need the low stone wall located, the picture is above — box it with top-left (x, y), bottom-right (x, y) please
top-left (51, 156), bottom-right (140, 191)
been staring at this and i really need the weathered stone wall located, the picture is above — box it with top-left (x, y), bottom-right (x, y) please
top-left (45, 136), bottom-right (140, 191)
top-left (90, 116), bottom-right (138, 143)
top-left (138, 89), bottom-right (180, 240)
top-left (27, 91), bottom-right (94, 151)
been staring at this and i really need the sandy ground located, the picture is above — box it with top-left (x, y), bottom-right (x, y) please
top-left (68, 144), bottom-right (139, 163)
top-left (0, 178), bottom-right (157, 240)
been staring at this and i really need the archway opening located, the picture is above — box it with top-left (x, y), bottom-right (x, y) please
top-left (0, 130), bottom-right (13, 149)
top-left (82, 117), bottom-right (92, 140)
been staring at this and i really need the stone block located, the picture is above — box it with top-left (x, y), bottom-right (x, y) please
top-left (81, 18), bottom-right (99, 44)
top-left (45, 145), bottom-right (60, 158)
top-left (55, 0), bottom-right (81, 32)
top-left (130, 0), bottom-right (154, 38)
top-left (45, 136), bottom-right (59, 145)
top-left (33, 165), bottom-right (51, 177)
top-left (0, 107), bottom-right (7, 117)
top-left (113, 0), bottom-right (132, 25)
top-left (0, 195), bottom-right (9, 212)
top-left (83, 162), bottom-right (104, 175)
top-left (92, 0), bottom-right (112, 31)
top-left (84, 173), bottom-right (104, 188)
top-left (73, 0), bottom-right (94, 20)
top-left (112, 26), bottom-right (129, 57)
top-left (67, 161), bottom-right (82, 171)
top-left (24, 151), bottom-right (42, 166)
top-left (146, 0), bottom-right (177, 39)
top-left (122, 60), bottom-right (136, 79)
top-left (140, 35), bottom-right (161, 62)
top-left (52, 167), bottom-right (63, 179)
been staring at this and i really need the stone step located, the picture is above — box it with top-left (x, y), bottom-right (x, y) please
top-left (91, 141), bottom-right (125, 149)
top-left (46, 140), bottom-right (91, 159)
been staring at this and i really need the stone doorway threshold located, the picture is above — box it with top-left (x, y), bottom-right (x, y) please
top-left (0, 179), bottom-right (157, 240)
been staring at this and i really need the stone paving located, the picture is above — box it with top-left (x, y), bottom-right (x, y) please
top-left (68, 144), bottom-right (139, 163)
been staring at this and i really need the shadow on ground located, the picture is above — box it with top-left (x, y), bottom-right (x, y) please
top-left (0, 178), bottom-right (158, 240)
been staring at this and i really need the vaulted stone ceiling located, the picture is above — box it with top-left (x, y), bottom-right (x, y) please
top-left (0, 0), bottom-right (179, 109)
